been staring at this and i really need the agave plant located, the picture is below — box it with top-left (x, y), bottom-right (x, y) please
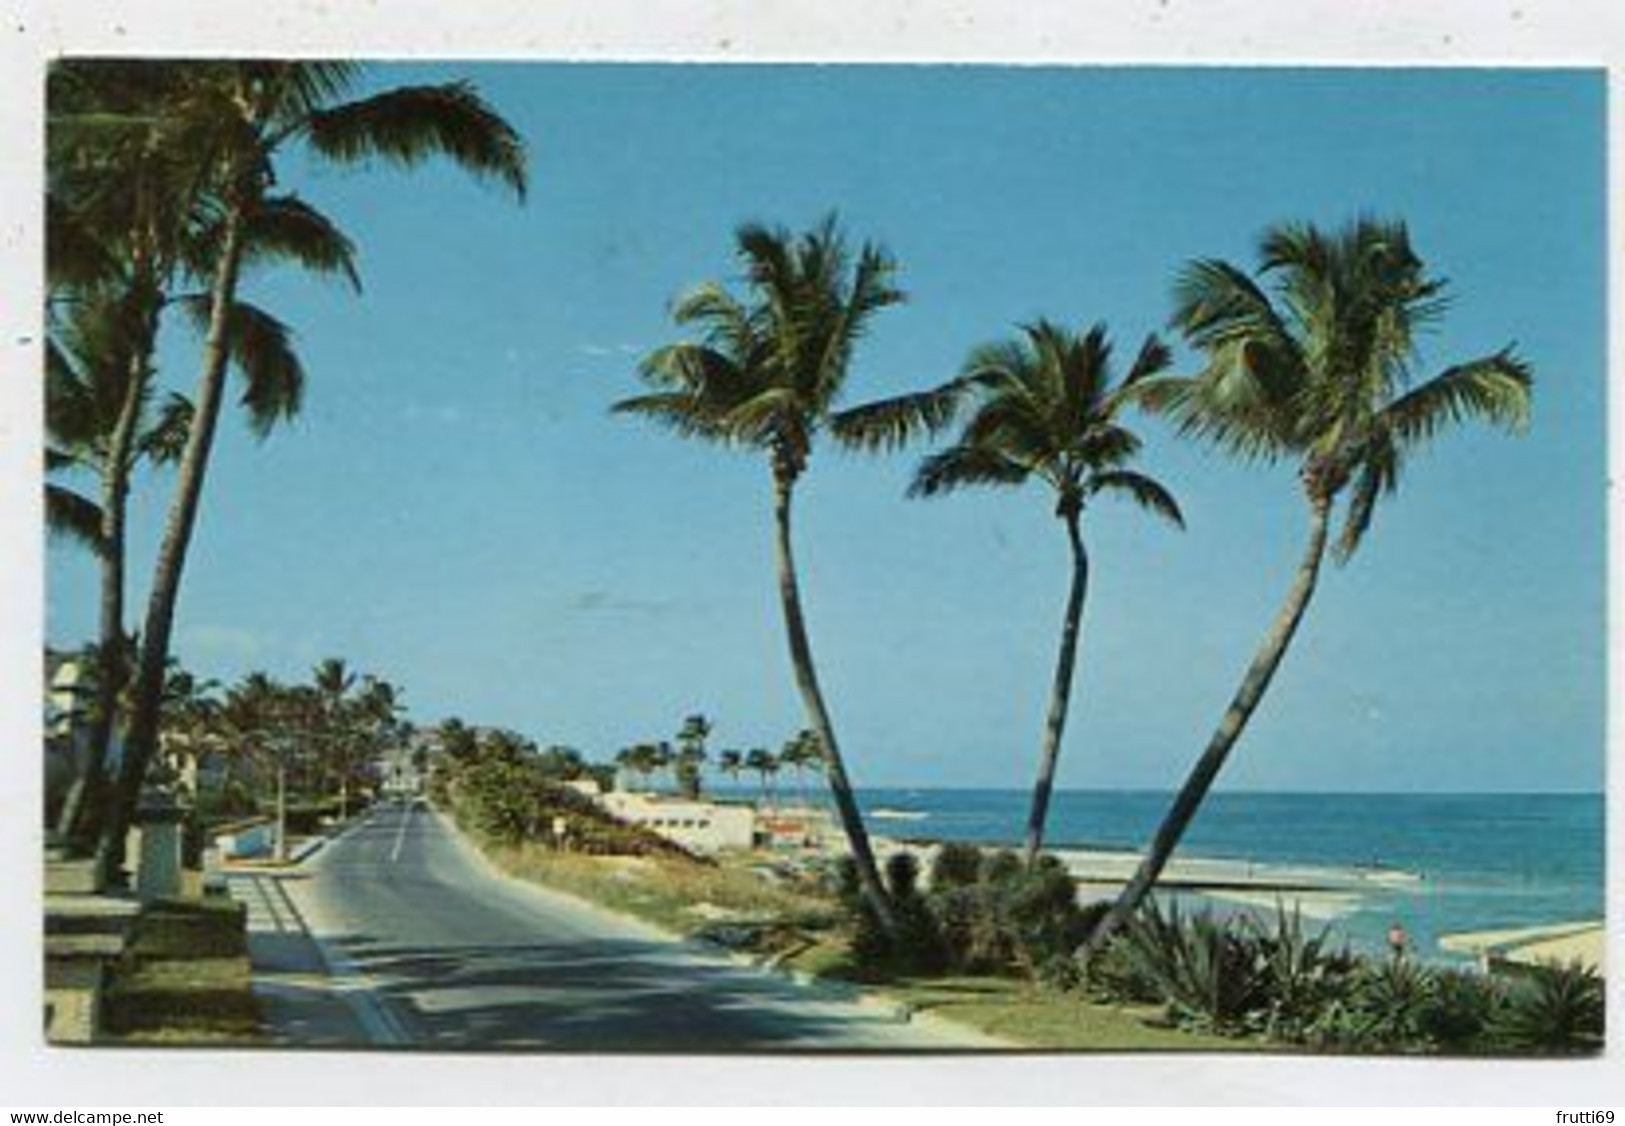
top-left (1489, 961), bottom-right (1605, 1055)
top-left (1420, 967), bottom-right (1506, 1054)
top-left (1112, 900), bottom-right (1267, 1034)
top-left (1325, 956), bottom-right (1438, 1053)
top-left (1244, 902), bottom-right (1355, 1043)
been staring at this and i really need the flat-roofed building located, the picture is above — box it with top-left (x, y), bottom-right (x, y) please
top-left (600, 791), bottom-right (755, 854)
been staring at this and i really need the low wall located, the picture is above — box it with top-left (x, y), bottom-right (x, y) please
top-left (212, 818), bottom-right (274, 860)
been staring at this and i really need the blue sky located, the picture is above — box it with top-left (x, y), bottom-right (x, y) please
top-left (46, 64), bottom-right (1606, 792)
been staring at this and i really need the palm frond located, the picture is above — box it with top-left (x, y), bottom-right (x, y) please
top-left (263, 61), bottom-right (363, 120)
top-left (1088, 469), bottom-right (1185, 528)
top-left (1171, 257), bottom-right (1303, 363)
top-left (827, 379), bottom-right (968, 453)
top-left (1075, 422), bottom-right (1143, 469)
top-left (610, 390), bottom-right (730, 442)
top-left (718, 387), bottom-right (800, 446)
top-left (1333, 435), bottom-right (1401, 562)
top-left (302, 81), bottom-right (528, 200)
top-left (1380, 349), bottom-right (1533, 447)
top-left (45, 483), bottom-right (105, 555)
top-left (138, 393), bottom-right (195, 466)
top-left (181, 296), bottom-right (305, 438)
top-left (237, 194), bottom-right (360, 290)
top-left (46, 190), bottom-right (123, 294)
top-left (46, 445), bottom-right (84, 474)
top-left (908, 444), bottom-right (1031, 499)
top-left (1115, 333), bottom-right (1174, 397)
top-left (1138, 351), bottom-right (1301, 463)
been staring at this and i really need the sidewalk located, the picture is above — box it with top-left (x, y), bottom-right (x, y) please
top-left (228, 868), bottom-right (374, 1047)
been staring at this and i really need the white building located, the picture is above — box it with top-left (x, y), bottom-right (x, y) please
top-left (600, 791), bottom-right (756, 854)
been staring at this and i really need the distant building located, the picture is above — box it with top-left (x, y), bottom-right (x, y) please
top-left (44, 651), bottom-right (91, 817)
top-left (379, 743), bottom-right (423, 797)
top-left (754, 805), bottom-right (835, 850)
top-left (600, 791), bottom-right (756, 854)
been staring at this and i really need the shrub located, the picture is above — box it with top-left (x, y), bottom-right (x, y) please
top-left (1245, 904), bottom-right (1356, 1043)
top-left (1489, 962), bottom-right (1604, 1054)
top-left (997, 854), bottom-right (1092, 974)
top-left (442, 750), bottom-right (684, 858)
top-left (1301, 956), bottom-right (1437, 1053)
top-left (929, 841), bottom-right (983, 890)
top-left (1111, 900), bottom-right (1266, 1034)
top-left (840, 846), bottom-right (1088, 983)
top-left (886, 852), bottom-right (949, 974)
top-left (1419, 968), bottom-right (1504, 1053)
top-left (1083, 929), bottom-right (1166, 1004)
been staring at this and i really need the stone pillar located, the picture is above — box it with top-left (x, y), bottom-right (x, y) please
top-left (128, 795), bottom-right (186, 903)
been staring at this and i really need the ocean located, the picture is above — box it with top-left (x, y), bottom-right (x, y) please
top-left (851, 788), bottom-right (1606, 962)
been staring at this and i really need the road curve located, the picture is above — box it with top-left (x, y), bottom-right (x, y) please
top-left (274, 802), bottom-right (999, 1052)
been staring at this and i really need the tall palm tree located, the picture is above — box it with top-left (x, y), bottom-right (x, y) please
top-left (1080, 217), bottom-right (1532, 959)
top-left (100, 62), bottom-right (528, 878)
top-left (47, 59), bottom-right (303, 847)
top-left (312, 658), bottom-right (357, 816)
top-left (777, 728), bottom-right (824, 809)
top-left (717, 748), bottom-right (745, 790)
top-left (675, 713), bottom-right (712, 799)
top-left (45, 273), bottom-right (314, 845)
top-left (745, 747), bottom-right (780, 806)
top-left (45, 295), bottom-right (190, 842)
top-left (911, 320), bottom-right (1184, 864)
top-left (614, 216), bottom-right (962, 936)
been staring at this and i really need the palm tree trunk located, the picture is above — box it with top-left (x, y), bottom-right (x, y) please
top-left (771, 472), bottom-right (898, 937)
top-left (96, 202), bottom-right (248, 883)
top-left (1078, 496), bottom-right (1332, 962)
top-left (1023, 509), bottom-right (1090, 866)
top-left (57, 282), bottom-right (158, 847)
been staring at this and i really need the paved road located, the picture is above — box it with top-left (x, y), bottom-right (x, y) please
top-left (243, 802), bottom-right (998, 1052)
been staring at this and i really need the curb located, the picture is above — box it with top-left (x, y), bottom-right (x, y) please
top-left (238, 811), bottom-right (412, 1047)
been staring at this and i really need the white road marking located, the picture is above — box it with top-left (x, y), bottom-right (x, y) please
top-left (389, 801), bottom-right (414, 863)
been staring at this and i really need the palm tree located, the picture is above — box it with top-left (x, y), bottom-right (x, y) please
top-left (911, 320), bottom-right (1184, 864)
top-left (716, 748), bottom-right (745, 791)
top-left (777, 728), bottom-right (824, 809)
top-left (44, 295), bottom-right (191, 843)
top-left (745, 747), bottom-right (780, 807)
top-left (614, 216), bottom-right (963, 936)
top-left (311, 658), bottom-right (357, 816)
top-left (218, 671), bottom-right (295, 858)
top-left (46, 60), bottom-right (317, 847)
top-left (100, 62), bottom-right (528, 879)
top-left (675, 713), bottom-right (712, 799)
top-left (1080, 217), bottom-right (1532, 959)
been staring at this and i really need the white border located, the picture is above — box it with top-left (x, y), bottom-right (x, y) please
top-left (1, 0), bottom-right (1618, 1107)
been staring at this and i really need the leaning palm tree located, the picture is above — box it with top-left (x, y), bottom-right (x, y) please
top-left (1079, 217), bottom-right (1532, 959)
top-left (614, 216), bottom-right (962, 936)
top-left (46, 275), bottom-right (312, 844)
top-left (100, 62), bottom-right (528, 878)
top-left (911, 320), bottom-right (1184, 865)
top-left (45, 295), bottom-right (191, 842)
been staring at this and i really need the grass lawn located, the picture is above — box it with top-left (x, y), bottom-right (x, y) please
top-left (481, 838), bottom-right (838, 940)
top-left (100, 897), bottom-right (265, 1044)
top-left (886, 976), bottom-right (1264, 1051)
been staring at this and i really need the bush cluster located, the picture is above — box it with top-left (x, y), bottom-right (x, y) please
top-left (838, 842), bottom-right (1092, 982)
top-left (1087, 900), bottom-right (1604, 1054)
top-left (435, 743), bottom-right (687, 858)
